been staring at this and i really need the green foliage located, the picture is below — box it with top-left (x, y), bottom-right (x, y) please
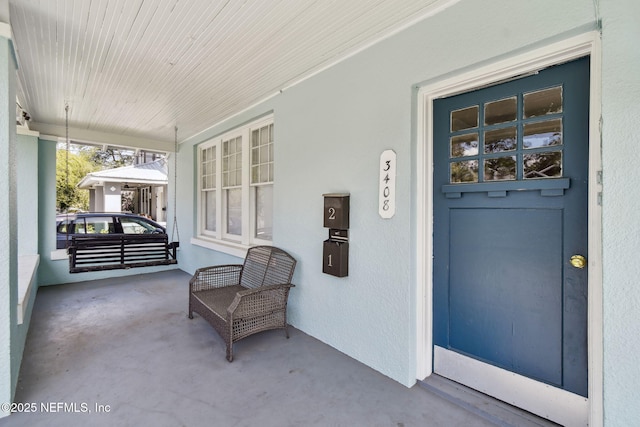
top-left (56, 149), bottom-right (96, 212)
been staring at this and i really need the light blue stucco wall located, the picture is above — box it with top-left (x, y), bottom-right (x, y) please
top-left (17, 133), bottom-right (38, 255)
top-left (176, 0), bottom-right (599, 389)
top-left (0, 30), bottom-right (17, 416)
top-left (10, 132), bottom-right (39, 402)
top-left (600, 0), bottom-right (640, 424)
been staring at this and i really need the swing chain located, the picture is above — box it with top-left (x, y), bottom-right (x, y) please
top-left (65, 103), bottom-right (70, 248)
top-left (171, 125), bottom-right (180, 243)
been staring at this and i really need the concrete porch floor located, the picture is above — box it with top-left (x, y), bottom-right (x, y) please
top-left (1, 270), bottom-right (554, 426)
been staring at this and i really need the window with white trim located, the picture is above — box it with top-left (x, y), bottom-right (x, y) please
top-left (198, 116), bottom-right (274, 247)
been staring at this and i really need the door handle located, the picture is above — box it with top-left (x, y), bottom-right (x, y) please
top-left (570, 255), bottom-right (587, 269)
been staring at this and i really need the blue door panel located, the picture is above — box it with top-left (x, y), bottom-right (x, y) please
top-left (449, 208), bottom-right (563, 386)
top-left (433, 57), bottom-right (589, 397)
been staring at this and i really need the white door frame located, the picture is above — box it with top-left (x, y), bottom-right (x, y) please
top-left (415, 31), bottom-right (602, 426)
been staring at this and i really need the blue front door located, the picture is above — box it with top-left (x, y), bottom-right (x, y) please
top-left (432, 57), bottom-right (589, 401)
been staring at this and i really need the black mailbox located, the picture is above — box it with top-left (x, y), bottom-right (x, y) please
top-left (322, 194), bottom-right (350, 278)
top-left (323, 193), bottom-right (350, 229)
top-left (323, 239), bottom-right (349, 278)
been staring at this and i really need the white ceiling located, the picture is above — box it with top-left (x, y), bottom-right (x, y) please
top-left (10, 0), bottom-right (455, 149)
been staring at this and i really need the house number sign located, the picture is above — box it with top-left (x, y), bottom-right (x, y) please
top-left (379, 149), bottom-right (396, 219)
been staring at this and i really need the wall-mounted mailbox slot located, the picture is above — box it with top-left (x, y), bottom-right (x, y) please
top-left (323, 239), bottom-right (349, 277)
top-left (328, 228), bottom-right (348, 241)
top-left (323, 193), bottom-right (350, 229)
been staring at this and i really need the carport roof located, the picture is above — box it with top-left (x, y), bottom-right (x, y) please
top-left (77, 158), bottom-right (167, 189)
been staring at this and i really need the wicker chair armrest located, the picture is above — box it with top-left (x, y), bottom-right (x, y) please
top-left (227, 283), bottom-right (295, 318)
top-left (189, 264), bottom-right (243, 292)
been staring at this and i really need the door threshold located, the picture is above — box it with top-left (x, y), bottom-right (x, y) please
top-left (418, 374), bottom-right (560, 427)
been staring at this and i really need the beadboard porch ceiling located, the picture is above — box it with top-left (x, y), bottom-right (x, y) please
top-left (9, 0), bottom-right (456, 151)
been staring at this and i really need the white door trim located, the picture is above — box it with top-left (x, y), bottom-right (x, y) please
top-left (415, 31), bottom-right (602, 426)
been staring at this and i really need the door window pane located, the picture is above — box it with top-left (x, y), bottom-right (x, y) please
top-left (484, 156), bottom-right (516, 181)
top-left (484, 127), bottom-right (517, 153)
top-left (451, 133), bottom-right (479, 158)
top-left (451, 160), bottom-right (478, 183)
top-left (524, 151), bottom-right (562, 179)
top-left (451, 106), bottom-right (478, 132)
top-left (484, 97), bottom-right (516, 125)
top-left (523, 119), bottom-right (562, 149)
top-left (524, 86), bottom-right (562, 118)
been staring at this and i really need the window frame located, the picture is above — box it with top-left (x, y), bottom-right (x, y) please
top-left (196, 115), bottom-right (274, 250)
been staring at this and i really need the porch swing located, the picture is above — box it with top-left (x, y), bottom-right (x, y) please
top-left (66, 108), bottom-right (180, 273)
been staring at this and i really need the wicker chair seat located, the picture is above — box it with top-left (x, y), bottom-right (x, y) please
top-left (191, 285), bottom-right (245, 321)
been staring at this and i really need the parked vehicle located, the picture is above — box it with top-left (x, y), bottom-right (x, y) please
top-left (56, 212), bottom-right (166, 249)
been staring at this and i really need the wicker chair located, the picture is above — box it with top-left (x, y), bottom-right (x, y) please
top-left (188, 246), bottom-right (297, 361)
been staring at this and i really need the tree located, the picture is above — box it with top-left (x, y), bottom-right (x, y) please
top-left (56, 149), bottom-right (96, 212)
top-left (87, 147), bottom-right (135, 168)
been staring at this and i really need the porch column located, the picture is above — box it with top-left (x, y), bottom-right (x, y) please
top-left (0, 5), bottom-right (18, 418)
